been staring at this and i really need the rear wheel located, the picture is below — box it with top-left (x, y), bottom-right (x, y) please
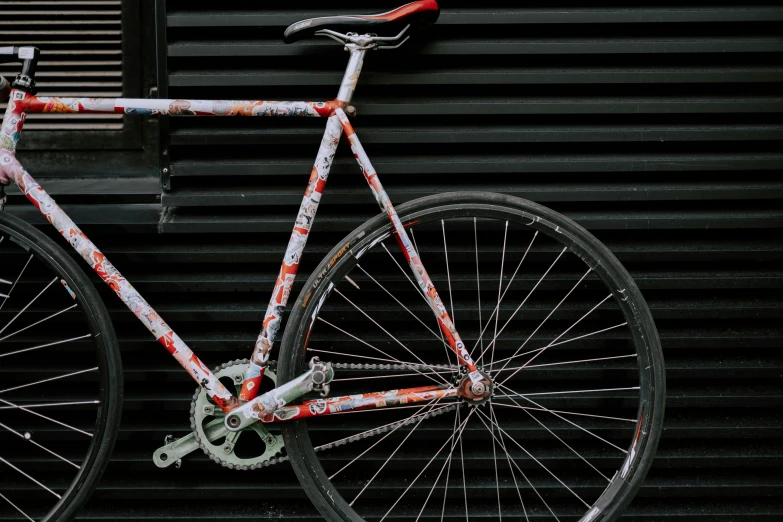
top-left (0, 211), bottom-right (122, 521)
top-left (279, 193), bottom-right (664, 522)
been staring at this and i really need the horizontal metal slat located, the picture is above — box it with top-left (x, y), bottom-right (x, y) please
top-left (167, 124), bottom-right (783, 145)
top-left (161, 181), bottom-right (783, 207)
top-left (169, 153), bottom-right (783, 177)
top-left (168, 66), bottom-right (783, 87)
top-left (156, 208), bottom-right (783, 233)
top-left (167, 7), bottom-right (783, 27)
top-left (168, 37), bottom-right (783, 57)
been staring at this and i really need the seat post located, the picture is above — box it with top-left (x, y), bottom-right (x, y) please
top-left (336, 45), bottom-right (367, 104)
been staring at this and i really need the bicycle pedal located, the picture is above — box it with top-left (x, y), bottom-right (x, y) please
top-left (154, 432), bottom-right (198, 468)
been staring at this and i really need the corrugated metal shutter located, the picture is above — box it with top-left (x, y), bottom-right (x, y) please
top-left (0, 0), bottom-right (124, 130)
top-left (141, 2), bottom-right (783, 519)
top-left (4, 1), bottom-right (781, 520)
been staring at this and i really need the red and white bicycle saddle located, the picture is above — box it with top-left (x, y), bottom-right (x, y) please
top-left (283, 0), bottom-right (440, 43)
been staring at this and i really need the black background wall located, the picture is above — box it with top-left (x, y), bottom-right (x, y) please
top-left (4, 1), bottom-right (783, 520)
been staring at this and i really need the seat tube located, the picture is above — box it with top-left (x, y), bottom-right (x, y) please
top-left (335, 107), bottom-right (478, 372)
top-left (239, 46), bottom-right (369, 402)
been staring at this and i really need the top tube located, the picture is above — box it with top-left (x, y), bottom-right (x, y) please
top-left (13, 95), bottom-right (341, 117)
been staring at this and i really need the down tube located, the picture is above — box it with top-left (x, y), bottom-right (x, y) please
top-left (239, 115), bottom-right (344, 402)
top-left (335, 108), bottom-right (478, 372)
top-left (0, 94), bottom-right (239, 412)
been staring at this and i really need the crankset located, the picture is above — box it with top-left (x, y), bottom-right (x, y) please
top-left (153, 359), bottom-right (284, 470)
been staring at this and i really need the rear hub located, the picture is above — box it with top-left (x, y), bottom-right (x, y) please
top-left (457, 369), bottom-right (493, 406)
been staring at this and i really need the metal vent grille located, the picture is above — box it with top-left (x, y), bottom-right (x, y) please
top-left (0, 0), bottom-right (123, 130)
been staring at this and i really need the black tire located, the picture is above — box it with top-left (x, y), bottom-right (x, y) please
top-left (0, 211), bottom-right (122, 522)
top-left (279, 193), bottom-right (665, 522)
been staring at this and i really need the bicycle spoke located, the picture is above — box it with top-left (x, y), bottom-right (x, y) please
top-left (491, 403), bottom-right (529, 522)
top-left (475, 409), bottom-right (560, 521)
top-left (491, 400), bottom-right (502, 520)
top-left (495, 383), bottom-right (628, 453)
top-left (509, 401), bottom-right (610, 482)
top-left (496, 266), bottom-right (592, 372)
top-left (469, 231), bottom-right (539, 360)
top-left (474, 246), bottom-right (567, 364)
top-left (381, 240), bottom-right (451, 366)
top-left (0, 396), bottom-right (92, 437)
top-left (492, 402), bottom-right (637, 424)
top-left (316, 316), bottom-right (449, 386)
top-left (382, 242), bottom-right (425, 299)
top-left (440, 409), bottom-right (459, 522)
top-left (415, 409), bottom-right (470, 522)
top-left (496, 386), bottom-right (640, 398)
top-left (499, 293), bottom-right (614, 387)
top-left (457, 407), bottom-right (468, 521)
top-left (495, 353), bottom-right (637, 373)
top-left (0, 276), bottom-right (57, 336)
top-left (380, 408), bottom-right (475, 522)
top-left (0, 421), bottom-right (80, 470)
top-left (333, 289), bottom-right (447, 381)
top-left (328, 402), bottom-right (451, 480)
top-left (0, 492), bottom-right (34, 522)
top-left (0, 400), bottom-right (99, 411)
top-left (441, 220), bottom-right (455, 323)
top-left (476, 407), bottom-right (591, 509)
top-left (0, 454), bottom-right (60, 499)
top-left (474, 217), bottom-right (483, 355)
top-left (0, 367), bottom-right (98, 395)
top-left (0, 254), bottom-right (33, 312)
top-left (355, 264), bottom-right (453, 364)
top-left (486, 220), bottom-right (508, 369)
top-left (0, 303), bottom-right (79, 344)
top-left (0, 333), bottom-right (92, 359)
top-left (350, 398), bottom-right (444, 506)
top-left (487, 322), bottom-right (629, 370)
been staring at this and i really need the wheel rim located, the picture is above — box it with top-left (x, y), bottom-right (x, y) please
top-left (283, 203), bottom-right (661, 522)
top-left (0, 224), bottom-right (114, 521)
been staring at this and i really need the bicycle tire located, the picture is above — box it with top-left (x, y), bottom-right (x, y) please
top-left (279, 192), bottom-right (665, 522)
top-left (0, 211), bottom-right (122, 522)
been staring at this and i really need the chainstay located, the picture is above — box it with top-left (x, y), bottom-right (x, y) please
top-left (191, 361), bottom-right (460, 469)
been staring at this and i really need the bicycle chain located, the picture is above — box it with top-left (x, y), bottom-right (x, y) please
top-left (191, 360), bottom-right (460, 470)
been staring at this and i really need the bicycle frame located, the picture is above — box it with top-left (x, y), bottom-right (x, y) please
top-left (0, 45), bottom-right (476, 423)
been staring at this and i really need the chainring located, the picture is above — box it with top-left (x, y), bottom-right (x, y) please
top-left (191, 359), bottom-right (285, 470)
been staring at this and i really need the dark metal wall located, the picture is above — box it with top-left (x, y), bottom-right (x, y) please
top-left (5, 1), bottom-right (783, 520)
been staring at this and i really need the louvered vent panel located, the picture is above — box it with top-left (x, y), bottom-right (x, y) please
top-left (0, 0), bottom-right (123, 130)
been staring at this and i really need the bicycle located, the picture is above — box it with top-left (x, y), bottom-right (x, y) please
top-left (0, 2), bottom-right (665, 521)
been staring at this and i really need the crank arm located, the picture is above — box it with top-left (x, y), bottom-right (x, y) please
top-left (153, 418), bottom-right (227, 468)
top-left (225, 357), bottom-right (333, 432)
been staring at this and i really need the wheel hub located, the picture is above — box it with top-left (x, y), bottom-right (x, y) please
top-left (457, 369), bottom-right (493, 406)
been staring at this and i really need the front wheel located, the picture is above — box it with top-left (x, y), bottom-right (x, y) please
top-left (0, 211), bottom-right (122, 522)
top-left (279, 192), bottom-right (665, 522)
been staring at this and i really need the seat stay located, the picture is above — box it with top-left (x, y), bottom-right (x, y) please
top-left (335, 107), bottom-right (478, 373)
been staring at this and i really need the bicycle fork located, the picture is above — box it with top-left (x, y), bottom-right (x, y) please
top-left (224, 108), bottom-right (480, 430)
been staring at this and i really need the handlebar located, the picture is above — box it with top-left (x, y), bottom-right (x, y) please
top-left (0, 75), bottom-right (10, 103)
